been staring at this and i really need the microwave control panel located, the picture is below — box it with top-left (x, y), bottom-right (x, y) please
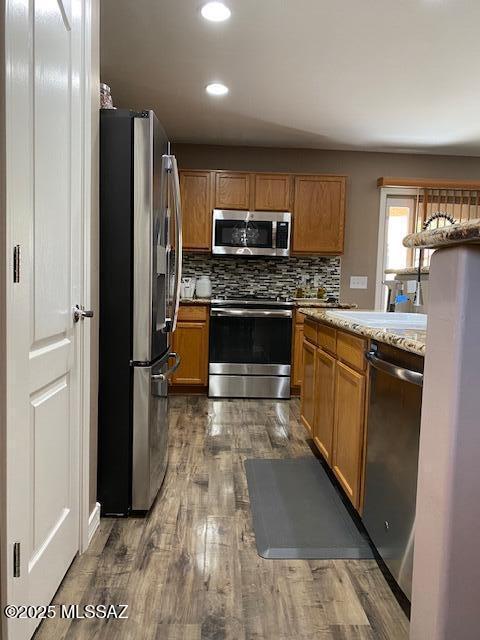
top-left (276, 222), bottom-right (289, 249)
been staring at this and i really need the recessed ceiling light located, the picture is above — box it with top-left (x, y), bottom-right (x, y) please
top-left (206, 82), bottom-right (229, 96)
top-left (201, 2), bottom-right (231, 22)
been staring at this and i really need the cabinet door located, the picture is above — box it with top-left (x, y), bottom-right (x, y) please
top-left (254, 173), bottom-right (292, 211)
top-left (314, 349), bottom-right (336, 463)
top-left (171, 321), bottom-right (209, 385)
top-left (291, 322), bottom-right (305, 388)
top-left (300, 339), bottom-right (316, 434)
top-left (332, 361), bottom-right (365, 509)
top-left (179, 171), bottom-right (213, 251)
top-left (293, 175), bottom-right (346, 254)
top-left (215, 172), bottom-right (251, 210)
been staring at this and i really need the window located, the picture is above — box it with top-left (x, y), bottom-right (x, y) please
top-left (375, 189), bottom-right (420, 310)
top-left (385, 204), bottom-right (414, 273)
top-left (384, 195), bottom-right (417, 275)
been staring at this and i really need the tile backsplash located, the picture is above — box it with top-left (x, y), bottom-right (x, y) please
top-left (182, 253), bottom-right (341, 298)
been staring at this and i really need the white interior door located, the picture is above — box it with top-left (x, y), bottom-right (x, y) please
top-left (5, 0), bottom-right (85, 638)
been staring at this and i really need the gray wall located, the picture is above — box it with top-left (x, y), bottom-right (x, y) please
top-left (174, 144), bottom-right (480, 308)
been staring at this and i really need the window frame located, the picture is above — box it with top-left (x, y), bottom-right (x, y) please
top-left (374, 187), bottom-right (420, 310)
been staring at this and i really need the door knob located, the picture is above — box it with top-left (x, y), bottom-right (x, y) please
top-left (73, 305), bottom-right (94, 323)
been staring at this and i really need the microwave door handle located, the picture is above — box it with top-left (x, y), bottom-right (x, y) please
top-left (164, 154), bottom-right (183, 332)
top-left (272, 220), bottom-right (277, 249)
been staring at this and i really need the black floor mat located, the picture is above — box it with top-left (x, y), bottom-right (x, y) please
top-left (245, 458), bottom-right (373, 559)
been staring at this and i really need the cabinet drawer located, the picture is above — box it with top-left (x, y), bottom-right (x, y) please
top-left (303, 318), bottom-right (318, 345)
top-left (318, 324), bottom-right (336, 355)
top-left (178, 305), bottom-right (209, 322)
top-left (337, 331), bottom-right (367, 372)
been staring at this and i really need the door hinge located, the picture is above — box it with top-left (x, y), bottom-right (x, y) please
top-left (13, 542), bottom-right (20, 578)
top-left (13, 245), bottom-right (21, 283)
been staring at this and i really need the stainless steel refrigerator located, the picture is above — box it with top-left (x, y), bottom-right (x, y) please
top-left (98, 109), bottom-right (182, 515)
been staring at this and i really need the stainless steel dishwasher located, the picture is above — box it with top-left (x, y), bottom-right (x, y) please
top-left (363, 341), bottom-right (424, 601)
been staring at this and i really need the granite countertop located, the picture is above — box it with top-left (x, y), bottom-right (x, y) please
top-left (180, 298), bottom-right (211, 305)
top-left (292, 299), bottom-right (357, 309)
top-left (403, 218), bottom-right (480, 250)
top-left (299, 308), bottom-right (426, 356)
top-left (384, 267), bottom-right (429, 276)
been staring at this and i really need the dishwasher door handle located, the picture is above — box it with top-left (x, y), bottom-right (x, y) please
top-left (365, 350), bottom-right (423, 387)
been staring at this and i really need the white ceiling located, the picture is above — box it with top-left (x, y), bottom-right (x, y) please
top-left (100, 0), bottom-right (480, 155)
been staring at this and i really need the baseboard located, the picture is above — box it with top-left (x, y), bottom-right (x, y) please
top-left (169, 385), bottom-right (208, 395)
top-left (88, 502), bottom-right (101, 545)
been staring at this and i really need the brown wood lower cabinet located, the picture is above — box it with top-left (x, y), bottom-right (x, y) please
top-left (171, 305), bottom-right (209, 388)
top-left (300, 319), bottom-right (368, 511)
top-left (313, 348), bottom-right (335, 463)
top-left (300, 339), bottom-right (316, 434)
top-left (332, 361), bottom-right (365, 507)
top-left (291, 312), bottom-right (305, 391)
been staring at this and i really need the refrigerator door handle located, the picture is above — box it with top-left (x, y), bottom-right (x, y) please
top-left (151, 352), bottom-right (181, 381)
top-left (165, 154), bottom-right (183, 333)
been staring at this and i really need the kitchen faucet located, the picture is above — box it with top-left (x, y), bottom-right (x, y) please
top-left (413, 212), bottom-right (456, 308)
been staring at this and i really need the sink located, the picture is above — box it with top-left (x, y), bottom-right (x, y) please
top-left (325, 310), bottom-right (427, 330)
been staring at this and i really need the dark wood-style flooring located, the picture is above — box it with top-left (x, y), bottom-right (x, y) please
top-left (35, 396), bottom-right (409, 640)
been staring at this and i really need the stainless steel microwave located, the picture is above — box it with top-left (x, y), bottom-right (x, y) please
top-left (212, 209), bottom-right (291, 257)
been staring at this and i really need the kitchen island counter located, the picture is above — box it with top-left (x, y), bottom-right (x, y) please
top-left (298, 308), bottom-right (426, 356)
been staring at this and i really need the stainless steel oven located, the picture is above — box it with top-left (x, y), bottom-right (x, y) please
top-left (208, 297), bottom-right (293, 398)
top-left (212, 209), bottom-right (291, 257)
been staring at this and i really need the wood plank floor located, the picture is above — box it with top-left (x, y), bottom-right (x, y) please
top-left (35, 396), bottom-right (409, 640)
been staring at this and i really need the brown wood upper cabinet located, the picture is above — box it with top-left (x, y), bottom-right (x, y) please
top-left (215, 172), bottom-right (251, 210)
top-left (179, 169), bottom-right (347, 254)
top-left (179, 170), bottom-right (213, 251)
top-left (254, 173), bottom-right (292, 211)
top-left (293, 175), bottom-right (346, 254)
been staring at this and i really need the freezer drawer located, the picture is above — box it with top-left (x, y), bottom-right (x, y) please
top-left (209, 374), bottom-right (290, 399)
top-left (132, 353), bottom-right (175, 511)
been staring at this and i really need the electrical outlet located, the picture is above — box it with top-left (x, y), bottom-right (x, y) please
top-left (350, 276), bottom-right (368, 289)
top-left (313, 275), bottom-right (322, 287)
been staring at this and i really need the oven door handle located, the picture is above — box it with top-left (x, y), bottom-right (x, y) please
top-left (365, 350), bottom-right (423, 387)
top-left (211, 308), bottom-right (292, 318)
